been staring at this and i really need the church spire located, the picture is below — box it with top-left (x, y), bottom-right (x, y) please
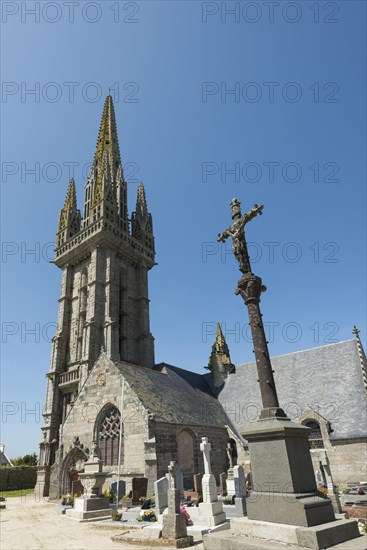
top-left (83, 96), bottom-right (127, 228)
top-left (63, 177), bottom-right (77, 210)
top-left (56, 178), bottom-right (81, 248)
top-left (206, 323), bottom-right (235, 388)
top-left (94, 95), bottom-right (121, 170)
top-left (131, 182), bottom-right (154, 252)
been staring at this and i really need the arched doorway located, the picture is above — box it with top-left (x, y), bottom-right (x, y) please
top-left (61, 447), bottom-right (88, 496)
top-left (177, 429), bottom-right (194, 472)
top-left (70, 470), bottom-right (83, 497)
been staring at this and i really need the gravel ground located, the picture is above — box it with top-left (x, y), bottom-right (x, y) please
top-left (0, 494), bottom-right (204, 550)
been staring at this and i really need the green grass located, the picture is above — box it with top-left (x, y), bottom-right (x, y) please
top-left (0, 488), bottom-right (35, 498)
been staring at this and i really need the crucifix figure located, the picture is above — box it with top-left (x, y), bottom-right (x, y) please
top-left (218, 198), bottom-right (286, 420)
top-left (218, 200), bottom-right (263, 274)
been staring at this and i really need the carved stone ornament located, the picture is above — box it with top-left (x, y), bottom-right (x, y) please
top-left (97, 373), bottom-right (106, 386)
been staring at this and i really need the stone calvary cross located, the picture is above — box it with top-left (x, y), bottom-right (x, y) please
top-left (218, 198), bottom-right (286, 420)
top-left (214, 198), bottom-right (361, 545)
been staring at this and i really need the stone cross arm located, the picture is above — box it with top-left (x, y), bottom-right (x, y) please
top-left (217, 202), bottom-right (264, 244)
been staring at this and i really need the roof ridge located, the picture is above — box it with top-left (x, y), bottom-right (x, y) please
top-left (113, 360), bottom-right (166, 375)
top-left (236, 339), bottom-right (356, 367)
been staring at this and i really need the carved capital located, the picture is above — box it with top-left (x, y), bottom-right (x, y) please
top-left (235, 273), bottom-right (266, 304)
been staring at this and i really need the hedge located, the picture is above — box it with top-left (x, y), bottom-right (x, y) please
top-left (0, 466), bottom-right (37, 491)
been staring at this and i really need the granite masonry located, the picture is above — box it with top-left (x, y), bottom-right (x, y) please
top-left (36, 97), bottom-right (367, 503)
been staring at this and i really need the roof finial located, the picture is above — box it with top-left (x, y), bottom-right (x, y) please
top-left (353, 325), bottom-right (361, 338)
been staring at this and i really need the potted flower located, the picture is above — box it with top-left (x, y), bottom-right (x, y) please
top-left (180, 506), bottom-right (192, 526)
top-left (136, 509), bottom-right (157, 522)
top-left (61, 493), bottom-right (74, 506)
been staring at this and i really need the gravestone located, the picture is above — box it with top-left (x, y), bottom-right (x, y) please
top-left (317, 450), bottom-right (343, 515)
top-left (132, 477), bottom-right (148, 506)
top-left (65, 457), bottom-right (111, 521)
top-left (219, 472), bottom-right (227, 496)
top-left (154, 475), bottom-right (169, 515)
top-left (175, 466), bottom-right (185, 499)
top-left (193, 473), bottom-right (203, 497)
top-left (161, 461), bottom-right (193, 548)
top-left (233, 464), bottom-right (247, 516)
top-left (196, 438), bottom-right (227, 527)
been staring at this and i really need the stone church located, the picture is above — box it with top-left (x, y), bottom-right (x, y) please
top-left (36, 97), bottom-right (367, 499)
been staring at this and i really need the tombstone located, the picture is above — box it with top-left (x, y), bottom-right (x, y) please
top-left (233, 464), bottom-right (247, 516)
top-left (196, 438), bottom-right (228, 527)
top-left (175, 466), bottom-right (185, 500)
top-left (319, 451), bottom-right (342, 515)
top-left (193, 473), bottom-right (203, 497)
top-left (219, 472), bottom-right (227, 496)
top-left (132, 477), bottom-right (148, 506)
top-left (65, 457), bottom-right (111, 521)
top-left (154, 476), bottom-right (169, 515)
top-left (161, 461), bottom-right (193, 547)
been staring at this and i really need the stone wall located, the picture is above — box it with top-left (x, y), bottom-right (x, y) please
top-left (0, 467), bottom-right (37, 491)
top-left (328, 439), bottom-right (367, 486)
top-left (153, 422), bottom-right (229, 483)
top-left (49, 353), bottom-right (149, 498)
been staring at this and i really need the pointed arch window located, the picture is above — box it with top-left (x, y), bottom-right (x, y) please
top-left (97, 406), bottom-right (123, 466)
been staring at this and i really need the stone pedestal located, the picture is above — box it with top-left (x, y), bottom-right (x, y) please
top-left (66, 494), bottom-right (111, 521)
top-left (203, 516), bottom-right (362, 550)
top-left (235, 497), bottom-right (247, 516)
top-left (162, 484), bottom-right (193, 548)
top-left (197, 474), bottom-right (227, 526)
top-left (35, 466), bottom-right (50, 498)
top-left (65, 457), bottom-right (111, 521)
top-left (244, 417), bottom-right (336, 527)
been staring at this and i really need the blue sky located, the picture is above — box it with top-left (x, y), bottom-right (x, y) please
top-left (1, 1), bottom-right (366, 457)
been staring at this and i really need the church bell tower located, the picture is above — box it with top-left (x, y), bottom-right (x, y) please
top-left (37, 96), bottom-right (155, 494)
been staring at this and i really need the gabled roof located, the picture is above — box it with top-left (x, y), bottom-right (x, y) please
top-left (217, 339), bottom-right (367, 441)
top-left (113, 360), bottom-right (227, 428)
top-left (0, 448), bottom-right (13, 466)
top-left (154, 363), bottom-right (213, 394)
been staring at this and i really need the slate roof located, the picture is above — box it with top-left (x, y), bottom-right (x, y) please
top-left (154, 363), bottom-right (213, 394)
top-left (114, 361), bottom-right (227, 428)
top-left (216, 339), bottom-right (367, 441)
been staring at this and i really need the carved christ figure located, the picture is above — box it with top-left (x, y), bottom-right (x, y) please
top-left (218, 200), bottom-right (264, 274)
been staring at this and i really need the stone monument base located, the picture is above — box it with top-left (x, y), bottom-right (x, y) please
top-left (193, 500), bottom-right (227, 526)
top-left (234, 497), bottom-right (246, 516)
top-left (65, 495), bottom-right (111, 521)
top-left (244, 417), bottom-right (336, 527)
top-left (158, 536), bottom-right (194, 548)
top-left (203, 516), bottom-right (361, 550)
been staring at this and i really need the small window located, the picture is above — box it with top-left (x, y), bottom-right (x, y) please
top-left (305, 421), bottom-right (324, 449)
